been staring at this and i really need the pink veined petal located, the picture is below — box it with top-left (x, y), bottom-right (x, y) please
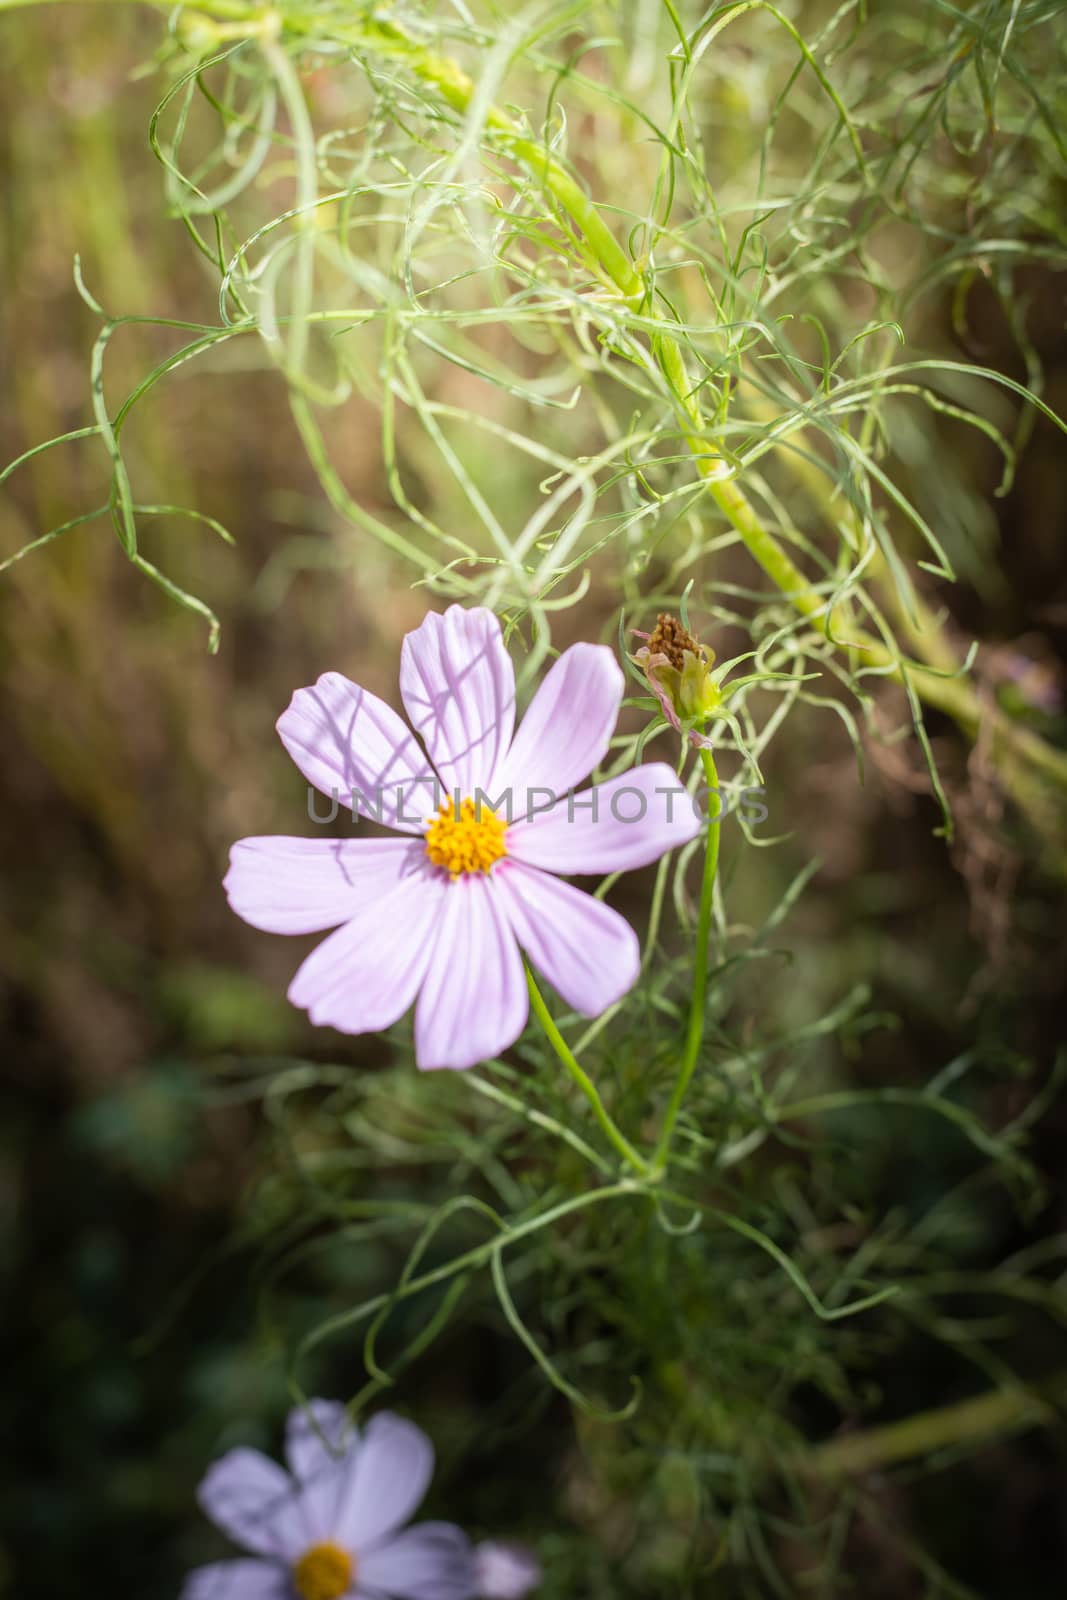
top-left (358, 1523), bottom-right (477, 1600)
top-left (180, 1561), bottom-right (291, 1600)
top-left (495, 642), bottom-right (623, 802)
top-left (474, 1541), bottom-right (543, 1599)
top-left (277, 673), bottom-right (440, 834)
top-left (508, 762), bottom-right (701, 876)
top-left (493, 861), bottom-right (639, 1016)
top-left (399, 607), bottom-right (515, 799)
top-left (285, 1400), bottom-right (357, 1543)
top-left (413, 875), bottom-right (527, 1071)
top-left (196, 1449), bottom-right (309, 1562)
top-left (224, 838), bottom-right (422, 936)
top-left (288, 859), bottom-right (447, 1036)
top-left (333, 1413), bottom-right (435, 1553)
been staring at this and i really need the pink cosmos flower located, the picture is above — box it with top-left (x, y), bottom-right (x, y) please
top-left (183, 1402), bottom-right (540, 1600)
top-left (225, 606), bottom-right (701, 1069)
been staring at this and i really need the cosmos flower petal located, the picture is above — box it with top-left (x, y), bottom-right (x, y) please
top-left (414, 877), bottom-right (527, 1070)
top-left (334, 1413), bottom-right (434, 1551)
top-left (400, 606), bottom-right (516, 797)
top-left (277, 673), bottom-right (440, 833)
top-left (180, 1561), bottom-right (291, 1600)
top-left (474, 1541), bottom-right (543, 1599)
top-left (358, 1523), bottom-right (478, 1600)
top-left (508, 763), bottom-right (701, 875)
top-left (224, 837), bottom-right (422, 935)
top-left (288, 861), bottom-right (447, 1035)
top-left (495, 642), bottom-right (623, 799)
top-left (285, 1400), bottom-right (356, 1542)
top-left (196, 1449), bottom-right (309, 1561)
top-left (286, 1399), bottom-right (353, 1479)
top-left (494, 861), bottom-right (640, 1015)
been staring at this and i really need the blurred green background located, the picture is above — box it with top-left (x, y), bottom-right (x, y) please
top-left (2, 4), bottom-right (1067, 1598)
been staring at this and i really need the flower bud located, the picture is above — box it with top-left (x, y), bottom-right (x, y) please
top-left (632, 613), bottom-right (722, 737)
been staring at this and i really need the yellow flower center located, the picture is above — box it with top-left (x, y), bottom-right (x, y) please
top-left (425, 795), bottom-right (508, 878)
top-left (292, 1542), bottom-right (354, 1600)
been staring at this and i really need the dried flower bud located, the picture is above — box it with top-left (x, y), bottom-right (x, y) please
top-left (632, 613), bottom-right (722, 739)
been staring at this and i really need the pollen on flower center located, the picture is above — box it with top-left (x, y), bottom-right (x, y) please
top-left (293, 1542), bottom-right (354, 1600)
top-left (425, 796), bottom-right (508, 878)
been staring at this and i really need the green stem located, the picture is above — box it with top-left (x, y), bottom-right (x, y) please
top-left (738, 395), bottom-right (1067, 832)
top-left (524, 965), bottom-right (652, 1179)
top-left (803, 1379), bottom-right (1065, 1478)
top-left (653, 746), bottom-right (720, 1171)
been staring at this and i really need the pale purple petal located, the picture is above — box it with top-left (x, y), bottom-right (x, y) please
top-left (334, 1412), bottom-right (434, 1551)
top-left (225, 838), bottom-right (420, 935)
top-left (277, 674), bottom-right (440, 833)
top-left (358, 1523), bottom-right (477, 1600)
top-left (180, 1561), bottom-right (290, 1600)
top-left (286, 1399), bottom-right (353, 1480)
top-left (413, 876), bottom-right (527, 1070)
top-left (196, 1448), bottom-right (309, 1561)
top-left (399, 607), bottom-right (515, 798)
top-left (508, 763), bottom-right (701, 875)
top-left (495, 642), bottom-right (622, 801)
top-left (493, 862), bottom-right (639, 1015)
top-left (285, 1400), bottom-right (357, 1541)
top-left (288, 857), bottom-right (447, 1035)
top-left (474, 1541), bottom-right (542, 1599)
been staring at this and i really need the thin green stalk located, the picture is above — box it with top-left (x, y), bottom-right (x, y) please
top-left (524, 965), bottom-right (653, 1179)
top-left (653, 745), bottom-right (720, 1171)
top-left (260, 37), bottom-right (315, 378)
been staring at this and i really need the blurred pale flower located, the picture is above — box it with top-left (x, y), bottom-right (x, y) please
top-left (225, 606), bottom-right (700, 1069)
top-left (182, 1402), bottom-right (539, 1600)
top-left (996, 646), bottom-right (1062, 714)
top-left (473, 1543), bottom-right (541, 1599)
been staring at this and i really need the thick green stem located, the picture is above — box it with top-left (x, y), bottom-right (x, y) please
top-left (803, 1379), bottom-right (1064, 1479)
top-left (525, 966), bottom-right (653, 1179)
top-left (653, 745), bottom-right (720, 1171)
top-left (737, 395), bottom-right (1067, 829)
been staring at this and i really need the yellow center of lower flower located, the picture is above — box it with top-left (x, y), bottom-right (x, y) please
top-left (292, 1542), bottom-right (354, 1600)
top-left (425, 795), bottom-right (508, 877)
